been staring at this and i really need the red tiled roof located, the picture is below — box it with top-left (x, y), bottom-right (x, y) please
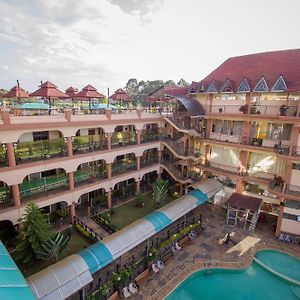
top-left (30, 81), bottom-right (67, 98)
top-left (164, 86), bottom-right (189, 96)
top-left (109, 88), bottom-right (131, 101)
top-left (65, 86), bottom-right (78, 98)
top-left (75, 85), bottom-right (105, 99)
top-left (199, 49), bottom-right (300, 93)
top-left (2, 85), bottom-right (29, 98)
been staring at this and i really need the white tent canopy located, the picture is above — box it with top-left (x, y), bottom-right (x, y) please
top-left (191, 178), bottom-right (224, 199)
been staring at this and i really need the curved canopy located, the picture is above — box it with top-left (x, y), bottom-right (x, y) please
top-left (175, 96), bottom-right (206, 117)
top-left (0, 242), bottom-right (35, 300)
top-left (27, 254), bottom-right (92, 300)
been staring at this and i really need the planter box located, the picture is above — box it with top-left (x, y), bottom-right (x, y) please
top-left (179, 236), bottom-right (190, 246)
top-left (107, 291), bottom-right (119, 300)
top-left (135, 269), bottom-right (150, 285)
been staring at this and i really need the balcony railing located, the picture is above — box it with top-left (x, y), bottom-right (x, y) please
top-left (286, 184), bottom-right (300, 196)
top-left (111, 183), bottom-right (136, 206)
top-left (161, 159), bottom-right (189, 181)
top-left (0, 188), bottom-right (13, 209)
top-left (140, 157), bottom-right (159, 168)
top-left (205, 161), bottom-right (240, 175)
top-left (0, 152), bottom-right (7, 168)
top-left (73, 136), bottom-right (107, 154)
top-left (291, 146), bottom-right (300, 157)
top-left (211, 104), bottom-right (298, 116)
top-left (141, 131), bottom-right (160, 143)
top-left (111, 132), bottom-right (137, 148)
top-left (112, 160), bottom-right (137, 176)
top-left (20, 175), bottom-right (69, 200)
top-left (74, 168), bottom-right (108, 187)
top-left (15, 139), bottom-right (67, 164)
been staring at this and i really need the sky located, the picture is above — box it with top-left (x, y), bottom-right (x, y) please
top-left (0, 0), bottom-right (300, 94)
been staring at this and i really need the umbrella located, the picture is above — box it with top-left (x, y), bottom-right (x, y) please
top-left (109, 88), bottom-right (131, 107)
top-left (30, 81), bottom-right (67, 114)
top-left (65, 86), bottom-right (78, 107)
top-left (2, 81), bottom-right (29, 107)
top-left (2, 84), bottom-right (29, 99)
top-left (75, 84), bottom-right (105, 111)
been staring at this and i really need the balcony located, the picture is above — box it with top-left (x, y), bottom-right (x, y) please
top-left (74, 167), bottom-right (108, 187)
top-left (210, 104), bottom-right (298, 116)
top-left (112, 132), bottom-right (137, 148)
top-left (112, 160), bottom-right (137, 176)
top-left (0, 147), bottom-right (7, 168)
top-left (0, 187), bottom-right (13, 209)
top-left (161, 136), bottom-right (202, 158)
top-left (73, 136), bottom-right (107, 154)
top-left (15, 139), bottom-right (67, 164)
top-left (286, 184), bottom-right (300, 196)
top-left (205, 161), bottom-right (240, 175)
top-left (20, 174), bottom-right (69, 200)
top-left (140, 157), bottom-right (159, 168)
top-left (141, 130), bottom-right (160, 143)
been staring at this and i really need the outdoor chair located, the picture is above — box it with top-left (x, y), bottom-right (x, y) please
top-left (122, 287), bottom-right (132, 298)
top-left (188, 230), bottom-right (197, 239)
top-left (157, 260), bottom-right (165, 269)
top-left (128, 283), bottom-right (138, 294)
top-left (175, 242), bottom-right (182, 251)
top-left (151, 263), bottom-right (160, 273)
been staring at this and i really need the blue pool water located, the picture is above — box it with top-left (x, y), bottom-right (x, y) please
top-left (166, 250), bottom-right (300, 300)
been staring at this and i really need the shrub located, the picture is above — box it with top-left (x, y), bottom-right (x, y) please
top-left (75, 224), bottom-right (97, 242)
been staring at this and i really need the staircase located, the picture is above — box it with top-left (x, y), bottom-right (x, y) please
top-left (160, 160), bottom-right (193, 184)
top-left (249, 211), bottom-right (259, 231)
top-left (164, 117), bottom-right (204, 138)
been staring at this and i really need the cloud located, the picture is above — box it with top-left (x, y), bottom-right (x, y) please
top-left (0, 0), bottom-right (300, 92)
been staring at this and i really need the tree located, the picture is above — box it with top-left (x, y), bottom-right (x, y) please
top-left (177, 78), bottom-right (189, 87)
top-left (40, 232), bottom-right (69, 263)
top-left (15, 203), bottom-right (51, 265)
top-left (152, 178), bottom-right (168, 208)
top-left (164, 80), bottom-right (177, 87)
top-left (125, 78), bottom-right (138, 92)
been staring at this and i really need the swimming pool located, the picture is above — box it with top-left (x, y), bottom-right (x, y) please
top-left (165, 250), bottom-right (300, 300)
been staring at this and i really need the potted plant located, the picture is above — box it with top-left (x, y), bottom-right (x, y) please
top-left (279, 104), bottom-right (287, 116)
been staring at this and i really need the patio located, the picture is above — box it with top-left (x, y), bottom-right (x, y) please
top-left (127, 203), bottom-right (300, 300)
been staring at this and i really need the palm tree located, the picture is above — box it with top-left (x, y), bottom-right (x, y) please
top-left (152, 178), bottom-right (168, 208)
top-left (40, 232), bottom-right (69, 263)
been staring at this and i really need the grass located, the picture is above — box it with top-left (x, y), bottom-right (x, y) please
top-left (109, 192), bottom-right (176, 229)
top-left (13, 227), bottom-right (93, 278)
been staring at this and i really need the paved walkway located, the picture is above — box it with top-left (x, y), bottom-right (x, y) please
top-left (79, 215), bottom-right (110, 238)
top-left (129, 203), bottom-right (300, 300)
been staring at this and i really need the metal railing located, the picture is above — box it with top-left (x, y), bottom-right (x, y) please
top-left (20, 176), bottom-right (69, 199)
top-left (161, 159), bottom-right (190, 181)
top-left (204, 161), bottom-right (240, 175)
top-left (0, 190), bottom-right (13, 209)
top-left (112, 161), bottom-right (137, 176)
top-left (141, 130), bottom-right (160, 143)
top-left (291, 146), bottom-right (300, 157)
top-left (140, 157), bottom-right (159, 168)
top-left (15, 139), bottom-right (67, 164)
top-left (286, 184), bottom-right (300, 196)
top-left (74, 169), bottom-right (108, 187)
top-left (73, 140), bottom-right (108, 154)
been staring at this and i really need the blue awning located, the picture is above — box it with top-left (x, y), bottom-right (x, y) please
top-left (189, 189), bottom-right (208, 205)
top-left (79, 242), bottom-right (113, 274)
top-left (0, 242), bottom-right (35, 300)
top-left (144, 211), bottom-right (172, 232)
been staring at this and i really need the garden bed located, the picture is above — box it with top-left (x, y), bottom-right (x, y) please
top-left (12, 226), bottom-right (93, 277)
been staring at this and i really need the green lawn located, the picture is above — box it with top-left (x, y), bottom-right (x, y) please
top-left (109, 192), bottom-right (177, 229)
top-left (12, 227), bottom-right (93, 278)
